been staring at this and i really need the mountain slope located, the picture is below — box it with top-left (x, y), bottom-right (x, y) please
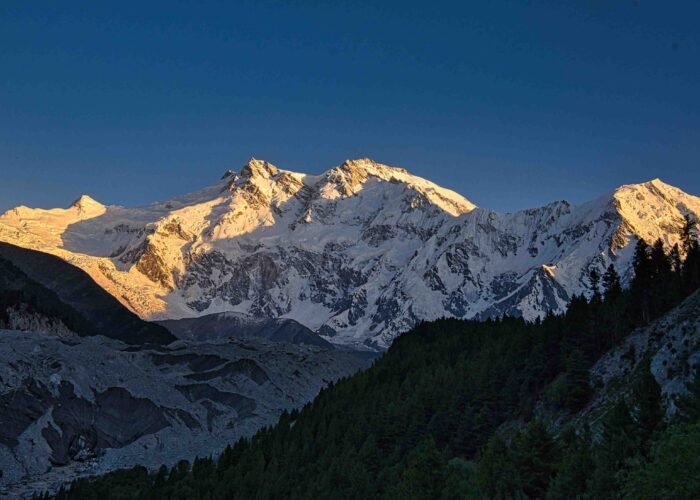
top-left (0, 243), bottom-right (173, 345)
top-left (2, 159), bottom-right (698, 348)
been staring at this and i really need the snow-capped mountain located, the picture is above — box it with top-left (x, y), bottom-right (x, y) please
top-left (2, 158), bottom-right (699, 348)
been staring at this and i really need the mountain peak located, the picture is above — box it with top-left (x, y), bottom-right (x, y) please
top-left (615, 177), bottom-right (675, 193)
top-left (338, 158), bottom-right (408, 175)
top-left (70, 194), bottom-right (100, 206)
top-left (70, 194), bottom-right (104, 210)
top-left (608, 178), bottom-right (700, 248)
top-left (634, 178), bottom-right (676, 193)
top-left (613, 177), bottom-right (693, 203)
top-left (240, 158), bottom-right (280, 179)
top-left (333, 158), bottom-right (412, 180)
top-left (316, 158), bottom-right (476, 217)
top-left (69, 195), bottom-right (106, 217)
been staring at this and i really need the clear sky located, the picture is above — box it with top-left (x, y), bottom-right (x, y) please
top-left (1, 1), bottom-right (699, 213)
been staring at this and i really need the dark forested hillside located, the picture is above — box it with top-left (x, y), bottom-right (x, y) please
top-left (47, 229), bottom-right (700, 499)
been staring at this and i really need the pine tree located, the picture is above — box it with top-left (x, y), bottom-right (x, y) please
top-left (622, 422), bottom-right (700, 499)
top-left (681, 214), bottom-right (697, 255)
top-left (632, 357), bottom-right (664, 449)
top-left (683, 240), bottom-right (700, 296)
top-left (153, 464), bottom-right (168, 491)
top-left (630, 238), bottom-right (652, 324)
top-left (588, 268), bottom-right (601, 303)
top-left (649, 238), bottom-right (674, 315)
top-left (602, 264), bottom-right (622, 302)
top-left (563, 294), bottom-right (593, 357)
top-left (669, 243), bottom-right (683, 300)
top-left (512, 420), bottom-right (560, 499)
top-left (675, 370), bottom-right (700, 423)
top-left (394, 437), bottom-right (447, 500)
top-left (670, 243), bottom-right (682, 276)
top-left (546, 426), bottom-right (593, 500)
top-left (475, 435), bottom-right (522, 499)
top-left (601, 263), bottom-right (626, 347)
top-left (169, 460), bottom-right (190, 483)
top-left (441, 458), bottom-right (474, 499)
top-left (680, 214), bottom-right (700, 295)
top-left (563, 348), bottom-right (591, 412)
top-left (589, 400), bottom-right (640, 497)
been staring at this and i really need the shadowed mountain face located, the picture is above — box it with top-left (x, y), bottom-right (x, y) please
top-left (0, 242), bottom-right (173, 345)
top-left (158, 312), bottom-right (333, 348)
top-left (2, 158), bottom-right (699, 348)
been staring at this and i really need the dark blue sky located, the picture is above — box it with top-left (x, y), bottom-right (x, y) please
top-left (1, 1), bottom-right (699, 213)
